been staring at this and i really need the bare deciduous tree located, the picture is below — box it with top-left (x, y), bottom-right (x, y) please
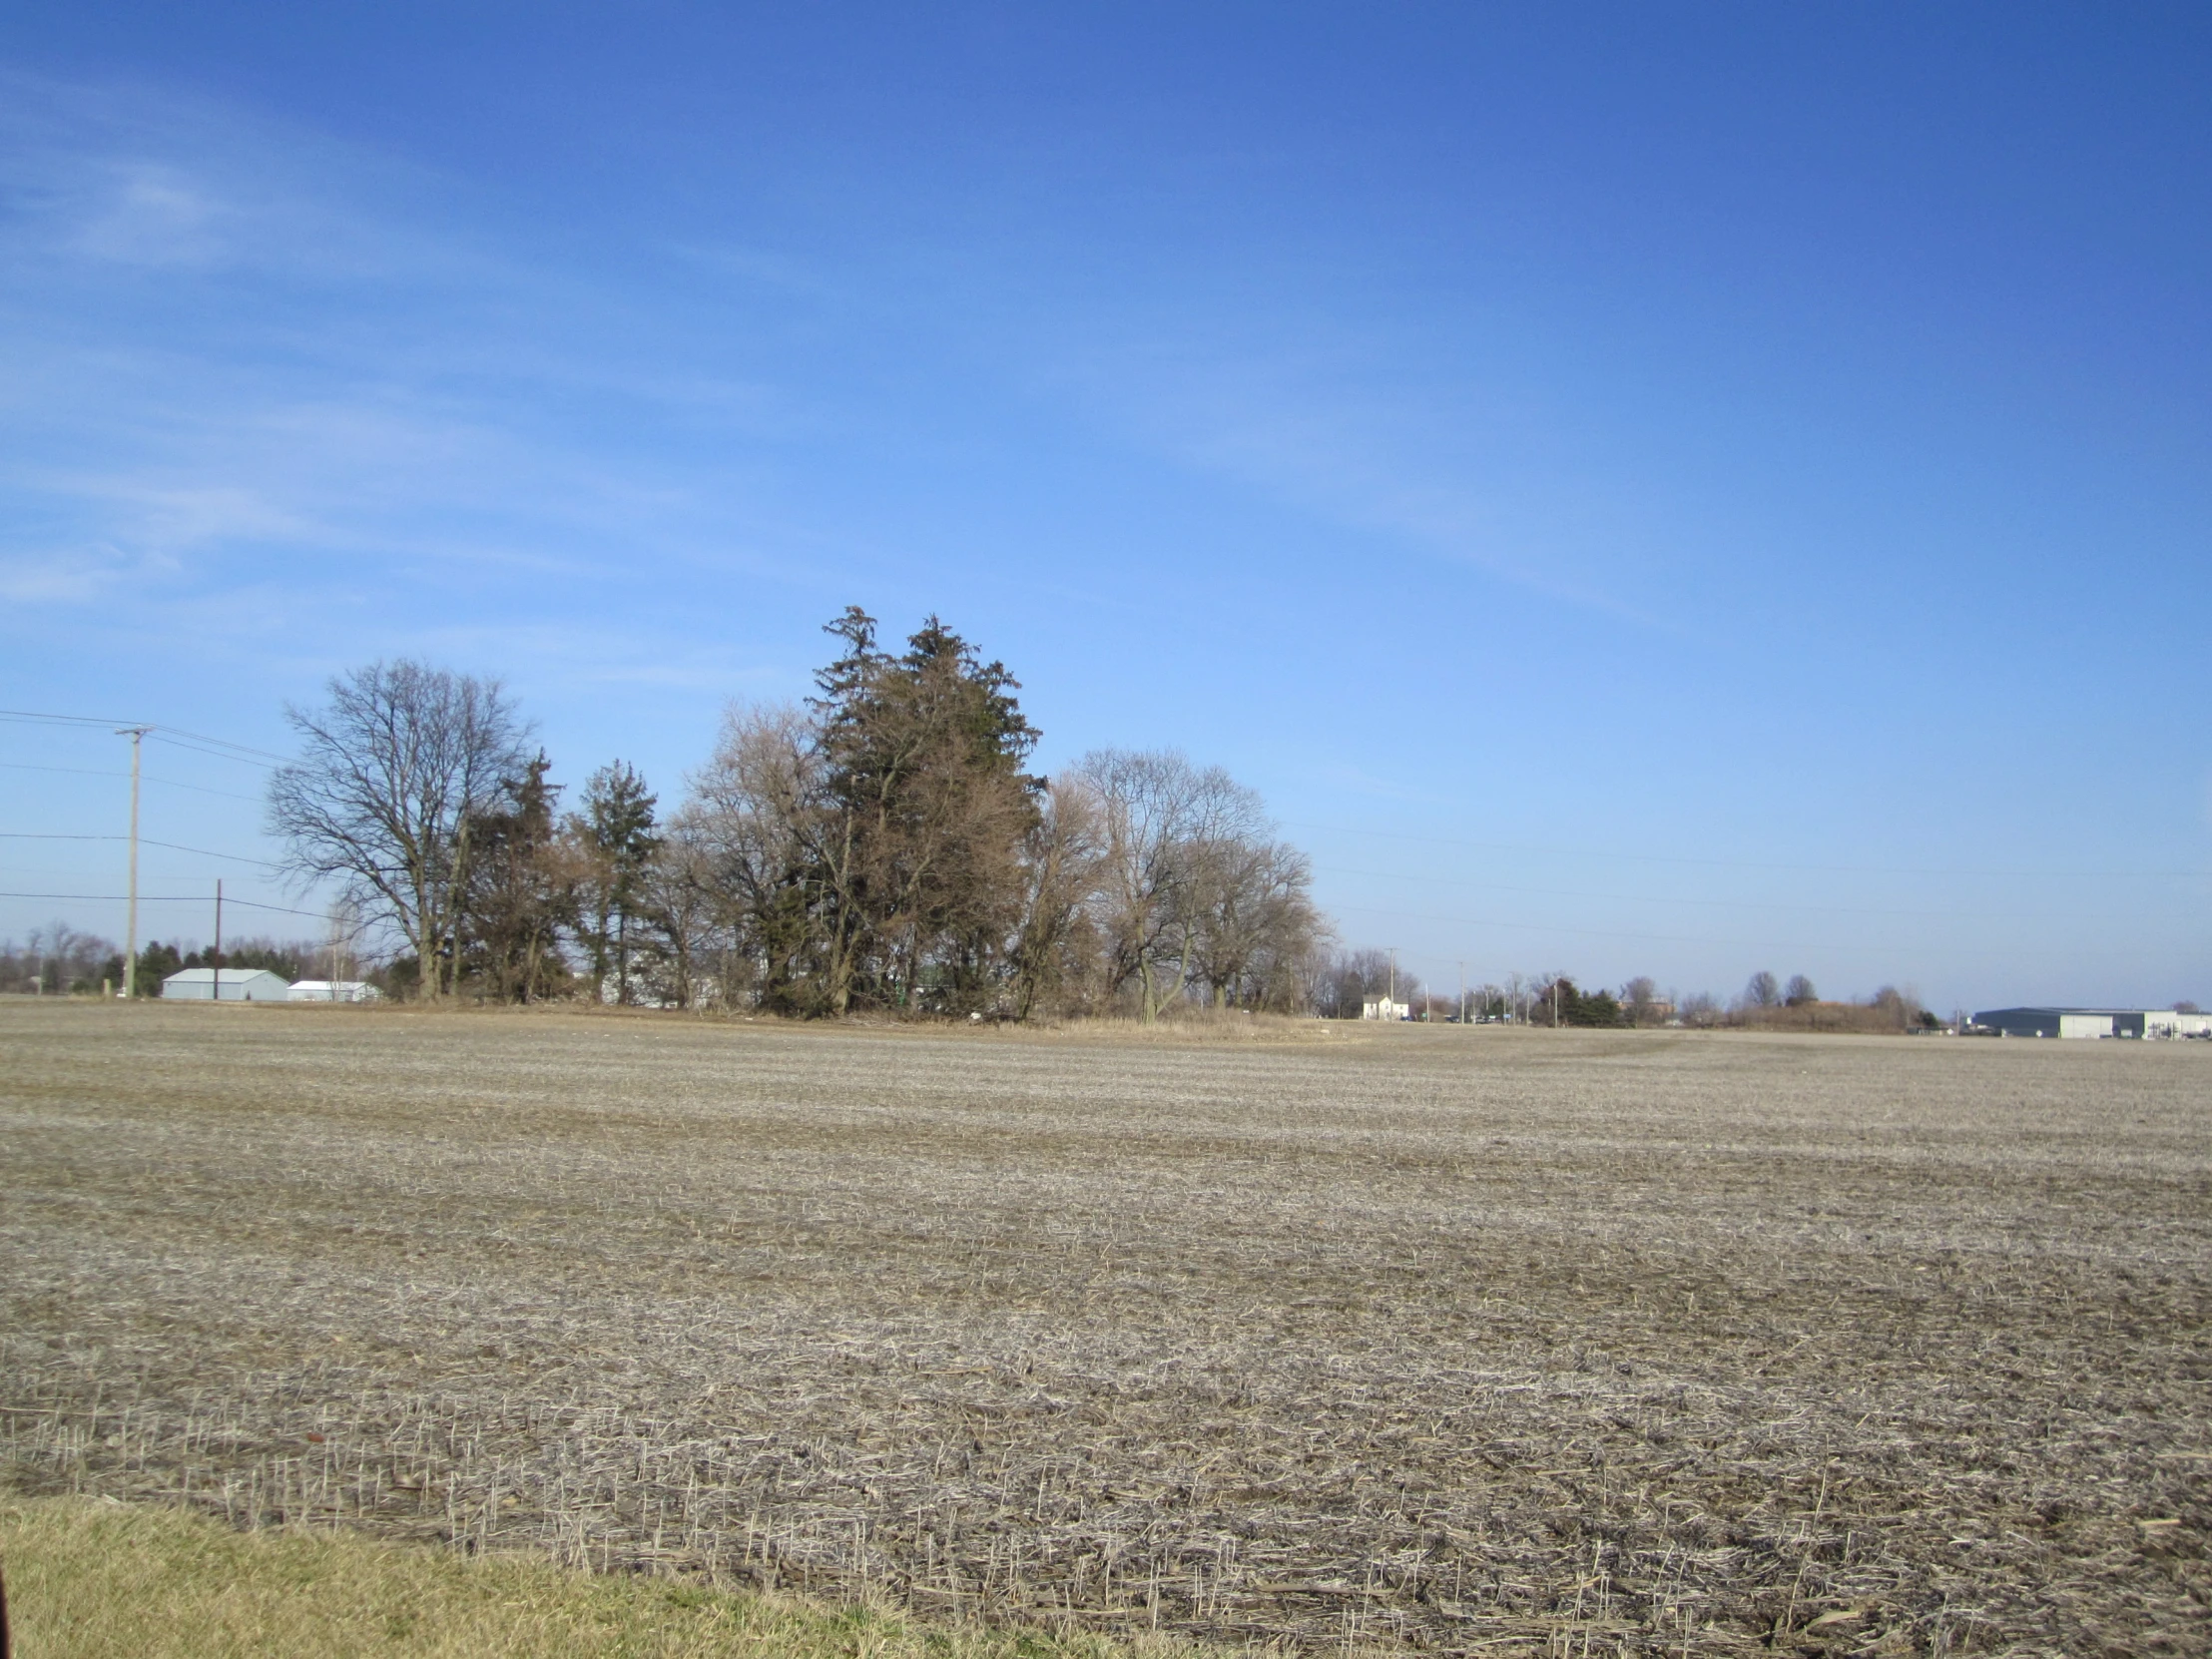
top-left (636, 815), bottom-right (726, 1009)
top-left (1008, 776), bottom-right (1106, 1020)
top-left (1622, 974), bottom-right (1661, 1025)
top-left (2, 922), bottom-right (119, 995)
top-left (685, 703), bottom-right (832, 1013)
top-left (1078, 749), bottom-right (1264, 1022)
top-left (1188, 835), bottom-right (1323, 1011)
top-left (1870, 983), bottom-right (1927, 1030)
top-left (268, 660), bottom-right (533, 1000)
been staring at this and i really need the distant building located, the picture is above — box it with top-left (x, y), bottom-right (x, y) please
top-left (1362, 997), bottom-right (1410, 1021)
top-left (1972, 1006), bottom-right (2211, 1039)
top-left (2148, 1009), bottom-right (2212, 1038)
top-left (161, 967), bottom-right (291, 1002)
top-left (285, 979), bottom-right (380, 1003)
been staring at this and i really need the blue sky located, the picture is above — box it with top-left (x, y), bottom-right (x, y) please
top-left (2, 2), bottom-right (2207, 1010)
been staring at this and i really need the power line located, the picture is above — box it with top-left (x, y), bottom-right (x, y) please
top-left (153, 728), bottom-right (287, 764)
top-left (0, 703), bottom-right (287, 765)
top-left (0, 709), bottom-right (141, 729)
top-left (147, 734), bottom-right (278, 771)
top-left (0, 891), bottom-right (325, 918)
top-left (0, 763), bottom-right (263, 803)
top-left (0, 833), bottom-right (279, 867)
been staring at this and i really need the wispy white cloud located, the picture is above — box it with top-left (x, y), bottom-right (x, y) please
top-left (1002, 296), bottom-right (1673, 625)
top-left (0, 68), bottom-right (830, 627)
top-left (1083, 341), bottom-right (1679, 627)
top-left (47, 478), bottom-right (312, 552)
top-left (0, 72), bottom-right (465, 283)
top-left (0, 541), bottom-right (139, 603)
top-left (1, 62), bottom-right (1670, 656)
top-left (0, 106), bottom-right (848, 698)
top-left (408, 619), bottom-right (792, 699)
top-left (66, 163), bottom-right (232, 268)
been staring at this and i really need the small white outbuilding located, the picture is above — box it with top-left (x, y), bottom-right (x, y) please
top-left (161, 967), bottom-right (292, 1002)
top-left (285, 979), bottom-right (381, 1003)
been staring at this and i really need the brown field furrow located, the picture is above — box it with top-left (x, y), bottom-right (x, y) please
top-left (2, 1000), bottom-right (2208, 1654)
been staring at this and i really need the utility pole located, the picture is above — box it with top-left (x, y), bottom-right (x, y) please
top-left (1387, 947), bottom-right (1397, 1014)
top-left (1457, 959), bottom-right (1466, 1026)
top-left (214, 878), bottom-right (224, 1000)
top-left (116, 726), bottom-right (149, 997)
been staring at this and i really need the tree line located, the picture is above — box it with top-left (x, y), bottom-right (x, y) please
top-left (0, 606), bottom-right (1923, 1023)
top-left (1436, 969), bottom-right (1936, 1030)
top-left (0, 927), bottom-right (331, 997)
top-left (5, 653), bottom-right (1950, 1030)
top-left (0, 923), bottom-right (123, 996)
top-left (1309, 963), bottom-right (1936, 1031)
top-left (267, 610), bottom-right (1327, 1018)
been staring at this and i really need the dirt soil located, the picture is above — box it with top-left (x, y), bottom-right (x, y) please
top-left (3, 1001), bottom-right (2207, 1654)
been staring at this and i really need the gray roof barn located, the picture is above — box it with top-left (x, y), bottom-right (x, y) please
top-left (1972, 1006), bottom-right (2209, 1039)
top-left (161, 967), bottom-right (292, 1002)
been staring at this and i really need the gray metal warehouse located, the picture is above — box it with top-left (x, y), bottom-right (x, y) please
top-left (1972, 1006), bottom-right (2210, 1039)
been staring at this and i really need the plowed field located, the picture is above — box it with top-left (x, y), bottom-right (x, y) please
top-left (4, 1002), bottom-right (2207, 1653)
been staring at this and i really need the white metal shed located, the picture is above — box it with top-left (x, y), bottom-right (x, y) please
top-left (161, 967), bottom-right (292, 1002)
top-left (285, 979), bottom-right (380, 1003)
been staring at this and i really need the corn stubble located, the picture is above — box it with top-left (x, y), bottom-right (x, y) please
top-left (2, 1002), bottom-right (2206, 1655)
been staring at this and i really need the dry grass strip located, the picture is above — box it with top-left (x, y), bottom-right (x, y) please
top-left (3, 1001), bottom-right (2209, 1655)
top-left (1, 1491), bottom-right (1230, 1658)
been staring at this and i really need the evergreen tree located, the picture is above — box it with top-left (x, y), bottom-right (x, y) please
top-left (465, 752), bottom-right (571, 1001)
top-left (133, 940), bottom-right (183, 997)
top-left (809, 608), bottom-right (1043, 1013)
top-left (575, 761), bottom-right (660, 1004)
top-left (1531, 975), bottom-right (1626, 1027)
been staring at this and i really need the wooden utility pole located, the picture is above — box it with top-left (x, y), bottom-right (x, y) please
top-left (116, 725), bottom-right (149, 997)
top-left (214, 878), bottom-right (224, 999)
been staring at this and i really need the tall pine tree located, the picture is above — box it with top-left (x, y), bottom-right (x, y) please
top-left (574, 761), bottom-right (660, 1004)
top-left (809, 608), bottom-right (1042, 1013)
